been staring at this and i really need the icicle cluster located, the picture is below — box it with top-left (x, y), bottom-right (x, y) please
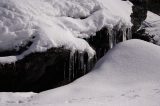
top-left (64, 26), bottom-right (132, 83)
top-left (63, 51), bottom-right (96, 82)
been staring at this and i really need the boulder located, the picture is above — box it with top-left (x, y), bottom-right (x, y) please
top-left (0, 27), bottom-right (131, 92)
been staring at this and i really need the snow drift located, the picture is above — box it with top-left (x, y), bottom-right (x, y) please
top-left (28, 39), bottom-right (160, 106)
top-left (1, 39), bottom-right (160, 106)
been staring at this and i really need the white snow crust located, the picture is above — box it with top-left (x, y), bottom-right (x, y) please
top-left (0, 0), bottom-right (132, 63)
top-left (1, 39), bottom-right (160, 106)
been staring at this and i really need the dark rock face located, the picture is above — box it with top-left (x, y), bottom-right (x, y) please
top-left (0, 27), bottom-right (131, 92)
top-left (132, 29), bottom-right (151, 42)
top-left (129, 0), bottom-right (160, 41)
top-left (146, 0), bottom-right (160, 15)
top-left (130, 0), bottom-right (160, 15)
top-left (0, 48), bottom-right (70, 92)
top-left (130, 0), bottom-right (148, 34)
top-left (129, 0), bottom-right (160, 33)
top-left (0, 48), bottom-right (97, 92)
top-left (86, 27), bottom-right (131, 59)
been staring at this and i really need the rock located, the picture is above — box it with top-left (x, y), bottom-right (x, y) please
top-left (132, 29), bottom-right (151, 42)
top-left (146, 0), bottom-right (160, 15)
top-left (130, 0), bottom-right (148, 33)
top-left (130, 0), bottom-right (160, 15)
top-left (130, 0), bottom-right (160, 42)
top-left (0, 27), bottom-right (131, 92)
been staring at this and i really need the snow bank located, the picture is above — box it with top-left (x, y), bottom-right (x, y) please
top-left (0, 0), bottom-right (132, 63)
top-left (28, 40), bottom-right (160, 106)
top-left (1, 39), bottom-right (160, 106)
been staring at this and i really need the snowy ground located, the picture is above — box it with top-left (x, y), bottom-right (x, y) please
top-left (1, 39), bottom-right (160, 106)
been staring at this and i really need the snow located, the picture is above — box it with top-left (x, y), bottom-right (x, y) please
top-left (1, 39), bottom-right (160, 106)
top-left (143, 11), bottom-right (160, 45)
top-left (1, 0), bottom-right (160, 105)
top-left (0, 92), bottom-right (35, 104)
top-left (99, 0), bottom-right (132, 23)
top-left (0, 0), bottom-right (132, 63)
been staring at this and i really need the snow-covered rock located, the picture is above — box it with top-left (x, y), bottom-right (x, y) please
top-left (0, 0), bottom-right (132, 63)
top-left (0, 0), bottom-right (133, 91)
top-left (1, 39), bottom-right (160, 106)
top-left (0, 26), bottom-right (130, 92)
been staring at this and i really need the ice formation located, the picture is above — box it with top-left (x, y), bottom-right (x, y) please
top-left (0, 0), bottom-right (132, 63)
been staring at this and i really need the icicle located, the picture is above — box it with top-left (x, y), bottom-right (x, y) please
top-left (127, 28), bottom-right (132, 40)
top-left (89, 58), bottom-right (94, 71)
top-left (108, 28), bottom-right (113, 49)
top-left (69, 52), bottom-right (74, 81)
top-left (87, 57), bottom-right (91, 71)
top-left (122, 28), bottom-right (127, 41)
top-left (112, 31), bottom-right (117, 46)
top-left (78, 53), bottom-right (81, 71)
top-left (80, 53), bottom-right (84, 74)
top-left (72, 53), bottom-right (75, 79)
top-left (112, 31), bottom-right (116, 46)
top-left (68, 60), bottom-right (71, 81)
top-left (63, 62), bottom-right (66, 80)
top-left (94, 53), bottom-right (98, 62)
top-left (84, 64), bottom-right (86, 74)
